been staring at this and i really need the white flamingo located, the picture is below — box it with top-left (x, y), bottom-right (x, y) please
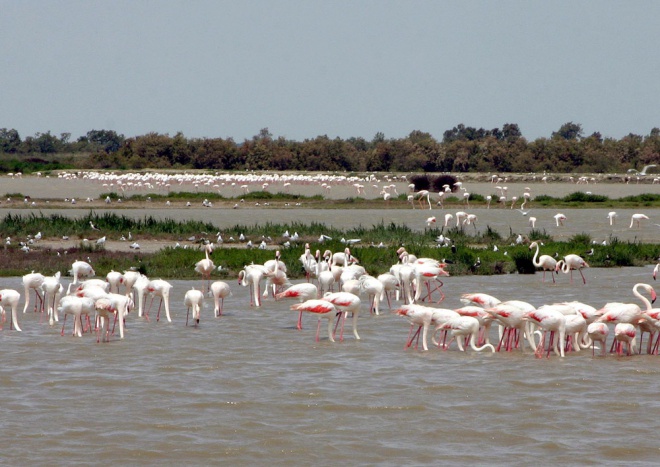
top-left (209, 281), bottom-right (232, 317)
top-left (184, 288), bottom-right (204, 326)
top-left (0, 289), bottom-right (22, 331)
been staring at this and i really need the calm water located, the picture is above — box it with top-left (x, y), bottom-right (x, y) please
top-left (1, 266), bottom-right (658, 465)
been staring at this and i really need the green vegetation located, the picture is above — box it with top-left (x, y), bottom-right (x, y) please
top-left (1, 214), bottom-right (658, 280)
top-left (1, 123), bottom-right (659, 174)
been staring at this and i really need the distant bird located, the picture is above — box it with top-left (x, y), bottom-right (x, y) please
top-left (528, 217), bottom-right (537, 228)
top-left (628, 164), bottom-right (657, 176)
top-left (630, 213), bottom-right (650, 228)
top-left (607, 211), bottom-right (617, 226)
top-left (554, 213), bottom-right (567, 226)
top-left (89, 221), bottom-right (100, 231)
top-left (426, 216), bottom-right (436, 226)
top-left (129, 242), bottom-right (140, 250)
top-left (96, 236), bottom-right (106, 246)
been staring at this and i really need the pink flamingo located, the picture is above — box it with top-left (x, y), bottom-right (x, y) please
top-left (146, 279), bottom-right (173, 323)
top-left (210, 281), bottom-right (231, 317)
top-left (276, 283), bottom-right (318, 329)
top-left (322, 292), bottom-right (361, 341)
top-left (460, 293), bottom-right (501, 309)
top-left (395, 304), bottom-right (434, 351)
top-left (290, 299), bottom-right (338, 342)
top-left (413, 263), bottom-right (449, 303)
top-left (22, 271), bottom-right (45, 314)
top-left (629, 213), bottom-right (649, 228)
top-left (94, 298), bottom-right (116, 343)
top-left (485, 301), bottom-right (535, 352)
top-left (587, 322), bottom-right (609, 356)
top-left (556, 254), bottom-right (589, 285)
top-left (69, 260), bottom-right (95, 284)
top-left (529, 241), bottom-right (557, 283)
top-left (106, 270), bottom-right (124, 294)
top-left (613, 323), bottom-right (637, 355)
top-left (436, 316), bottom-right (495, 352)
top-left (184, 288), bottom-right (204, 326)
top-left (194, 243), bottom-right (215, 293)
top-left (524, 306), bottom-right (567, 358)
top-left (238, 265), bottom-right (268, 307)
top-left (0, 289), bottom-right (22, 331)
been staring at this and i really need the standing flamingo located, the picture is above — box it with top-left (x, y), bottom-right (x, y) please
top-left (358, 275), bottom-right (383, 315)
top-left (94, 298), bottom-right (116, 343)
top-left (41, 272), bottom-right (63, 325)
top-left (529, 241), bottom-right (557, 283)
top-left (0, 289), bottom-right (22, 331)
top-left (587, 322), bottom-right (609, 356)
top-left (322, 292), bottom-right (361, 341)
top-left (556, 254), bottom-right (589, 285)
top-left (194, 243), bottom-right (215, 293)
top-left (184, 288), bottom-right (204, 326)
top-left (289, 299), bottom-right (338, 342)
top-left (607, 211), bottom-right (617, 225)
top-left (629, 213), bottom-right (650, 228)
top-left (613, 323), bottom-right (637, 356)
top-left (210, 281), bottom-right (232, 317)
top-left (69, 260), bottom-right (95, 284)
top-left (395, 304), bottom-right (434, 351)
top-left (554, 213), bottom-right (567, 226)
top-left (436, 316), bottom-right (495, 352)
top-left (238, 265), bottom-right (268, 307)
top-left (22, 271), bottom-right (45, 314)
top-left (276, 283), bottom-right (318, 329)
top-left (524, 306), bottom-right (567, 358)
top-left (106, 270), bottom-right (124, 294)
top-left (146, 279), bottom-right (173, 323)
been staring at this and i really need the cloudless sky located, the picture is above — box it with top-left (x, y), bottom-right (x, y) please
top-left (2, 0), bottom-right (659, 142)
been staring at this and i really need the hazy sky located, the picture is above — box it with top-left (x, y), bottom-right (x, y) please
top-left (2, 1), bottom-right (659, 143)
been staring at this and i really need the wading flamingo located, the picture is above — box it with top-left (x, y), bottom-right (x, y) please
top-left (529, 241), bottom-right (557, 283)
top-left (194, 243), bottom-right (215, 293)
top-left (395, 304), bottom-right (433, 351)
top-left (41, 272), bottom-right (63, 325)
top-left (289, 299), bottom-right (338, 342)
top-left (22, 271), bottom-right (45, 314)
top-left (0, 289), bottom-right (22, 331)
top-left (106, 270), bottom-right (124, 294)
top-left (556, 254), bottom-right (589, 285)
top-left (184, 288), bottom-right (204, 326)
top-left (69, 260), bottom-right (95, 284)
top-left (210, 281), bottom-right (232, 317)
top-left (629, 213), bottom-right (650, 228)
top-left (322, 291), bottom-right (361, 341)
top-left (146, 279), bottom-right (173, 323)
top-left (238, 265), bottom-right (268, 307)
top-left (276, 283), bottom-right (318, 329)
top-left (436, 316), bottom-right (495, 352)
top-left (613, 323), bottom-right (637, 356)
top-left (587, 322), bottom-right (609, 356)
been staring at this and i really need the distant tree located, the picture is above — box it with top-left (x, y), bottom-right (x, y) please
top-left (502, 123), bottom-right (522, 141)
top-left (371, 132), bottom-right (385, 144)
top-left (0, 128), bottom-right (21, 153)
top-left (33, 131), bottom-right (61, 153)
top-left (552, 122), bottom-right (583, 140)
top-left (85, 129), bottom-right (124, 153)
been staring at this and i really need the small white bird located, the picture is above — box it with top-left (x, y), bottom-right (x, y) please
top-left (96, 236), bottom-right (106, 245)
top-left (90, 221), bottom-right (100, 231)
top-left (129, 242), bottom-right (140, 250)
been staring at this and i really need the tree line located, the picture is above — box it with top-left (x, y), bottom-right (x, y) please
top-left (0, 123), bottom-right (658, 174)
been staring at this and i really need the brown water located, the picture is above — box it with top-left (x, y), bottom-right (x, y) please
top-left (1, 266), bottom-right (658, 465)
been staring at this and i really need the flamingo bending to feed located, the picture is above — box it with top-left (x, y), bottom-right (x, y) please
top-left (529, 241), bottom-right (557, 283)
top-left (613, 323), bottom-right (637, 356)
top-left (94, 298), bottom-right (117, 343)
top-left (524, 306), bottom-right (567, 358)
top-left (0, 289), bottom-right (22, 331)
top-left (289, 299), bottom-right (338, 342)
top-left (210, 281), bottom-right (232, 317)
top-left (184, 288), bottom-right (204, 326)
top-left (556, 254), bottom-right (589, 285)
top-left (22, 271), bottom-right (45, 314)
top-left (69, 260), bottom-right (95, 284)
top-left (58, 296), bottom-right (95, 337)
top-left (276, 283), bottom-right (318, 329)
top-left (106, 270), bottom-right (124, 294)
top-left (322, 292), bottom-right (361, 341)
top-left (460, 293), bottom-right (501, 309)
top-left (359, 275), bottom-right (383, 315)
top-left (629, 213), bottom-right (650, 229)
top-left (413, 263), bottom-right (449, 303)
top-left (587, 322), bottom-right (609, 356)
top-left (146, 279), bottom-right (173, 323)
top-left (238, 265), bottom-right (268, 307)
top-left (436, 316), bottom-right (495, 352)
top-left (395, 304), bottom-right (434, 351)
top-left (554, 213), bottom-right (567, 226)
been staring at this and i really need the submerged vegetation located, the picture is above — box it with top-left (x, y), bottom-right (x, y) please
top-left (1, 213), bottom-right (658, 280)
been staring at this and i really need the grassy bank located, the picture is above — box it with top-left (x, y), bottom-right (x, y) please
top-left (1, 213), bottom-right (658, 280)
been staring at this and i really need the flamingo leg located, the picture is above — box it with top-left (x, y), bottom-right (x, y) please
top-left (60, 315), bottom-right (67, 336)
top-left (186, 307), bottom-right (190, 326)
top-left (315, 318), bottom-right (321, 342)
top-left (297, 311), bottom-right (303, 330)
top-left (156, 299), bottom-right (163, 322)
top-left (406, 325), bottom-right (421, 349)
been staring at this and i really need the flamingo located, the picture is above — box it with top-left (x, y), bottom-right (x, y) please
top-left (460, 293), bottom-right (501, 309)
top-left (629, 213), bottom-right (650, 228)
top-left (455, 211), bottom-right (467, 227)
top-left (436, 316), bottom-right (495, 352)
top-left (276, 283), bottom-right (318, 329)
top-left (210, 281), bottom-right (232, 317)
top-left (194, 243), bottom-right (215, 293)
top-left (322, 291), bottom-right (361, 341)
top-left (289, 299), bottom-right (338, 342)
top-left (69, 260), bottom-right (95, 285)
top-left (359, 275), bottom-right (383, 315)
top-left (22, 271), bottom-right (45, 314)
top-left (106, 270), bottom-right (124, 294)
top-left (184, 288), bottom-right (204, 326)
top-left (454, 305), bottom-right (495, 347)
top-left (58, 295), bottom-right (95, 337)
top-left (524, 306), bottom-right (567, 358)
top-left (415, 190), bottom-right (431, 209)
top-left (654, 263), bottom-right (659, 281)
top-left (587, 322), bottom-right (609, 356)
top-left (146, 279), bottom-right (173, 323)
top-left (613, 323), bottom-right (637, 356)
top-left (607, 211), bottom-right (617, 225)
top-left (0, 289), bottom-right (22, 331)
top-left (554, 213), bottom-right (567, 226)
top-left (377, 273), bottom-right (399, 309)
top-left (94, 298), bottom-right (116, 343)
top-left (529, 241), bottom-right (557, 283)
top-left (238, 265), bottom-right (268, 307)
top-left (41, 272), bottom-right (63, 325)
top-left (556, 254), bottom-right (589, 285)
top-left (413, 263), bottom-right (449, 303)
top-left (485, 301), bottom-right (535, 352)
top-left (395, 304), bottom-right (434, 351)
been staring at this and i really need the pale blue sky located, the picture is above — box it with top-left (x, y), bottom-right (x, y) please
top-left (2, 1), bottom-right (659, 142)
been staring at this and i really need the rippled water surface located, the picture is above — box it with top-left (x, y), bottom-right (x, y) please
top-left (1, 266), bottom-right (659, 465)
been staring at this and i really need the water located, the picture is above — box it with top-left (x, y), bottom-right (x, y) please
top-left (1, 266), bottom-right (658, 465)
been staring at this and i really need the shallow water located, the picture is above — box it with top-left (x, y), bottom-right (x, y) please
top-left (1, 266), bottom-right (658, 465)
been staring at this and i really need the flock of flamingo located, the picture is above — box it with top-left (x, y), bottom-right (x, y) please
top-left (2, 239), bottom-right (658, 359)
